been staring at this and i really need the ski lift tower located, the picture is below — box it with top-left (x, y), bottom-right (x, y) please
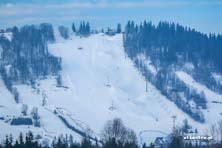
top-left (172, 115), bottom-right (177, 134)
top-left (106, 76), bottom-right (111, 87)
top-left (109, 100), bottom-right (116, 111)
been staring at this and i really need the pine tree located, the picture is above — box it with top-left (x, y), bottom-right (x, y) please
top-left (82, 22), bottom-right (86, 35)
top-left (78, 21), bottom-right (90, 36)
top-left (19, 133), bottom-right (24, 146)
top-left (142, 143), bottom-right (149, 148)
top-left (117, 23), bottom-right (121, 33)
top-left (5, 135), bottom-right (12, 148)
top-left (86, 22), bottom-right (90, 35)
top-left (79, 22), bottom-right (83, 34)
top-left (72, 23), bottom-right (76, 32)
top-left (169, 136), bottom-right (184, 148)
top-left (14, 140), bottom-right (19, 148)
top-left (9, 134), bottom-right (13, 148)
top-left (81, 137), bottom-right (92, 148)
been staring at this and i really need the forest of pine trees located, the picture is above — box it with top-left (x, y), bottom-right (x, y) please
top-left (124, 20), bottom-right (222, 69)
top-left (0, 133), bottom-right (139, 148)
top-left (0, 23), bottom-right (61, 82)
top-left (123, 20), bottom-right (222, 123)
top-left (123, 21), bottom-right (222, 94)
top-left (71, 22), bottom-right (91, 36)
top-left (0, 23), bottom-right (61, 103)
top-left (76, 21), bottom-right (91, 36)
top-left (1, 131), bottom-right (222, 148)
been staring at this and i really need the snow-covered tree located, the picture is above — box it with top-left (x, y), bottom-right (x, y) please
top-left (31, 107), bottom-right (41, 127)
top-left (42, 91), bottom-right (47, 106)
top-left (56, 74), bottom-right (62, 87)
top-left (182, 119), bottom-right (191, 133)
top-left (12, 88), bottom-right (19, 103)
top-left (42, 97), bottom-right (47, 106)
top-left (21, 104), bottom-right (28, 116)
top-left (0, 24), bottom-right (61, 88)
top-left (31, 107), bottom-right (39, 120)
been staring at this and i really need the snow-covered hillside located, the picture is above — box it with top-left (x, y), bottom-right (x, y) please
top-left (176, 71), bottom-right (222, 125)
top-left (0, 31), bottom-right (221, 145)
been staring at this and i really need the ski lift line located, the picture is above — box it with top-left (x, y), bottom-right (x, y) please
top-left (87, 68), bottom-right (103, 88)
top-left (65, 74), bottom-right (81, 101)
top-left (157, 98), bottom-right (173, 116)
top-left (52, 40), bottom-right (81, 100)
top-left (109, 99), bottom-right (117, 111)
top-left (172, 115), bottom-right (177, 131)
top-left (54, 41), bottom-right (80, 102)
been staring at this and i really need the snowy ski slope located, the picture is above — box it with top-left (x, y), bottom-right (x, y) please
top-left (0, 31), bottom-right (221, 144)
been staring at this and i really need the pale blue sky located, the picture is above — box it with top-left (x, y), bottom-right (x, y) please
top-left (0, 0), bottom-right (222, 34)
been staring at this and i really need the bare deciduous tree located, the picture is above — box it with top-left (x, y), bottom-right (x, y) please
top-left (101, 118), bottom-right (137, 144)
top-left (210, 124), bottom-right (216, 142)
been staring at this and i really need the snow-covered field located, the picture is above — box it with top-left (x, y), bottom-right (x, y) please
top-left (0, 31), bottom-right (222, 145)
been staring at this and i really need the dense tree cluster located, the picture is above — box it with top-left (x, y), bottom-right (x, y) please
top-left (76, 21), bottom-right (91, 36)
top-left (101, 118), bottom-right (137, 145)
top-left (0, 132), bottom-right (40, 148)
top-left (51, 136), bottom-right (138, 148)
top-left (0, 23), bottom-right (61, 102)
top-left (124, 21), bottom-right (222, 93)
top-left (71, 21), bottom-right (122, 36)
top-left (1, 131), bottom-right (221, 148)
top-left (124, 21), bottom-right (222, 68)
top-left (1, 119), bottom-right (222, 148)
top-left (58, 26), bottom-right (69, 39)
top-left (151, 67), bottom-right (206, 122)
top-left (0, 132), bottom-right (139, 148)
top-left (123, 20), bottom-right (222, 122)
